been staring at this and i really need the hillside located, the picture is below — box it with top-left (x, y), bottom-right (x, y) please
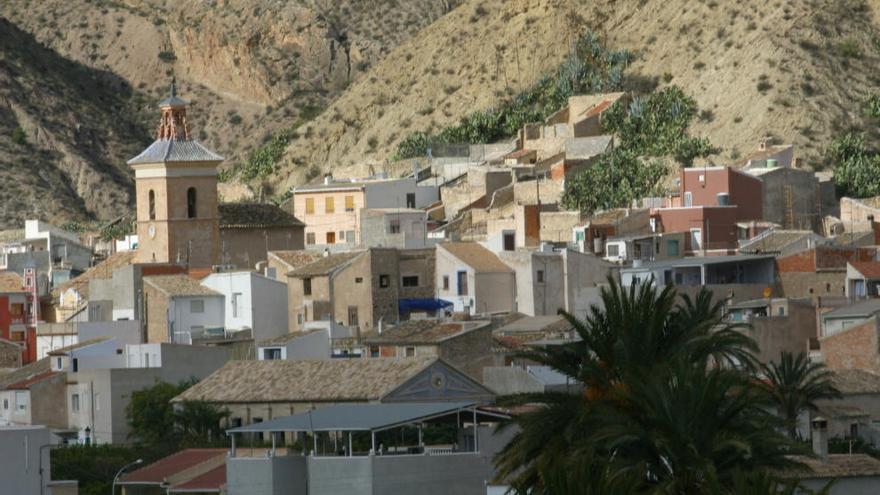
top-left (268, 0), bottom-right (880, 191)
top-left (0, 0), bottom-right (461, 178)
top-left (0, 18), bottom-right (150, 228)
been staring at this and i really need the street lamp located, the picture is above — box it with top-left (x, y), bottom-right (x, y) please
top-left (111, 458), bottom-right (143, 495)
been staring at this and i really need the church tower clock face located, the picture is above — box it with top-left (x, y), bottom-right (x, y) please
top-left (148, 225), bottom-right (156, 239)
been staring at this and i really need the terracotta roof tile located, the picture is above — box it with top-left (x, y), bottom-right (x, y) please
top-left (440, 242), bottom-right (513, 273)
top-left (289, 251), bottom-right (363, 278)
top-left (6, 371), bottom-right (59, 390)
top-left (144, 274), bottom-right (221, 297)
top-left (171, 464), bottom-right (225, 492)
top-left (173, 358), bottom-right (436, 403)
top-left (120, 449), bottom-right (227, 484)
top-left (783, 454), bottom-right (880, 479)
top-left (364, 320), bottom-right (489, 345)
top-left (219, 203), bottom-right (304, 229)
top-left (268, 250), bottom-right (322, 272)
top-left (0, 358), bottom-right (50, 390)
top-left (850, 261), bottom-right (880, 279)
top-left (0, 271), bottom-right (26, 293)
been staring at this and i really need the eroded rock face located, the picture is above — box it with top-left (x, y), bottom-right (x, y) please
top-left (0, 0), bottom-right (459, 226)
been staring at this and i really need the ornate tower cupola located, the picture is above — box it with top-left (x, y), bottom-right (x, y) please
top-left (127, 80), bottom-right (224, 268)
top-left (156, 79), bottom-right (190, 140)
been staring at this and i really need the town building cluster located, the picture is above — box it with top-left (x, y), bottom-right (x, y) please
top-left (6, 87), bottom-right (880, 493)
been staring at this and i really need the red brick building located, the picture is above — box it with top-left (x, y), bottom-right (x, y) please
top-left (776, 246), bottom-right (878, 301)
top-left (0, 272), bottom-right (35, 364)
top-left (652, 167), bottom-right (764, 254)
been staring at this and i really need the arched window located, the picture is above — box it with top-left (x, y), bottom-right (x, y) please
top-left (187, 187), bottom-right (197, 219)
top-left (148, 190), bottom-right (156, 220)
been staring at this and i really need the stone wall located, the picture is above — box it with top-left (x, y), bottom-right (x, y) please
top-left (144, 283), bottom-right (169, 343)
top-left (438, 324), bottom-right (494, 381)
top-left (220, 226), bottom-right (304, 270)
top-left (820, 318), bottom-right (880, 372)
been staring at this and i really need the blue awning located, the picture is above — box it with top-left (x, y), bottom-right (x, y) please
top-left (398, 298), bottom-right (454, 312)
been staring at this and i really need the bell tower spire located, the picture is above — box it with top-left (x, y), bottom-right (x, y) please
top-left (156, 77), bottom-right (191, 141)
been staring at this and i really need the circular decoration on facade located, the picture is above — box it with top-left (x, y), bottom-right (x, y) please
top-left (431, 372), bottom-right (446, 389)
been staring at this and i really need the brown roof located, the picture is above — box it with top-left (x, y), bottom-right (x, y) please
top-left (51, 251), bottom-right (136, 299)
top-left (219, 202), bottom-right (304, 229)
top-left (829, 369), bottom-right (880, 395)
top-left (850, 261), bottom-right (880, 279)
top-left (258, 328), bottom-right (324, 346)
top-left (120, 449), bottom-right (226, 484)
top-left (289, 251), bottom-right (363, 278)
top-left (440, 242), bottom-right (513, 273)
top-left (268, 250), bottom-right (322, 272)
top-left (0, 271), bottom-right (25, 293)
top-left (784, 454), bottom-right (880, 479)
top-left (364, 320), bottom-right (489, 345)
top-left (171, 464), bottom-right (225, 492)
top-left (6, 371), bottom-right (60, 390)
top-left (739, 230), bottom-right (818, 254)
top-left (144, 274), bottom-right (221, 298)
top-left (0, 358), bottom-right (50, 390)
top-left (832, 231), bottom-right (874, 247)
top-left (173, 358), bottom-right (435, 403)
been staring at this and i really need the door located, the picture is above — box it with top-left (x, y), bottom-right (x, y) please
top-left (326, 232), bottom-right (336, 244)
top-left (690, 228), bottom-right (702, 250)
top-left (503, 232), bottom-right (515, 251)
top-left (348, 306), bottom-right (359, 327)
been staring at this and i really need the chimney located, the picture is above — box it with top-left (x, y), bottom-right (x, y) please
top-left (811, 416), bottom-right (829, 460)
top-left (324, 174), bottom-right (333, 185)
top-left (378, 318), bottom-right (384, 334)
top-left (759, 137), bottom-right (769, 151)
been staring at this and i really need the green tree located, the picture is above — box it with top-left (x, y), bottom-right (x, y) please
top-left (758, 351), bottom-right (842, 440)
top-left (126, 380), bottom-right (229, 448)
top-left (494, 279), bottom-right (798, 493)
top-left (560, 149), bottom-right (666, 213)
top-left (830, 133), bottom-right (880, 198)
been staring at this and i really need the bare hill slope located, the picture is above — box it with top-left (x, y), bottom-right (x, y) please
top-left (271, 0), bottom-right (880, 190)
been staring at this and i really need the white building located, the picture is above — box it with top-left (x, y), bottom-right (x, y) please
top-left (200, 270), bottom-right (288, 343)
top-left (0, 426), bottom-right (54, 494)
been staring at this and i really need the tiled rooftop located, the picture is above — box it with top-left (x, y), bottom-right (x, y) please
top-left (364, 320), bottom-right (488, 345)
top-left (784, 454), bottom-right (880, 479)
top-left (51, 251), bottom-right (136, 299)
top-left (268, 250), bottom-right (322, 272)
top-left (440, 242), bottom-right (513, 273)
top-left (829, 368), bottom-right (880, 395)
top-left (174, 358), bottom-right (436, 403)
top-left (288, 251), bottom-right (363, 278)
top-left (219, 203), bottom-right (304, 229)
top-left (120, 449), bottom-right (226, 484)
top-left (144, 274), bottom-right (221, 298)
top-left (127, 139), bottom-right (224, 165)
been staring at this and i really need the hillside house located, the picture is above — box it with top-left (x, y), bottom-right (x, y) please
top-left (776, 246), bottom-right (878, 301)
top-left (436, 243), bottom-right (516, 315)
top-left (200, 271), bottom-right (288, 343)
top-left (359, 208), bottom-right (432, 249)
top-left (293, 177), bottom-right (439, 249)
top-left (143, 275), bottom-right (224, 344)
top-left (846, 262), bottom-right (880, 299)
top-left (725, 298), bottom-right (817, 364)
top-left (265, 250), bottom-right (321, 281)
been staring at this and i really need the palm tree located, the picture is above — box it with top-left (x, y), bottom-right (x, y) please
top-left (494, 278), bottom-right (795, 493)
top-left (759, 351), bottom-right (842, 440)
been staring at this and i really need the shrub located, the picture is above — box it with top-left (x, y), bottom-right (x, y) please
top-left (10, 126), bottom-right (27, 146)
top-left (157, 51), bottom-right (176, 63)
top-left (838, 38), bottom-right (861, 58)
top-left (561, 150), bottom-right (667, 213)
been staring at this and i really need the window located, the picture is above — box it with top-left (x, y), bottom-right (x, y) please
top-left (536, 270), bottom-right (545, 283)
top-left (56, 357), bottom-right (62, 370)
top-left (297, 314), bottom-right (303, 325)
top-left (348, 306), bottom-right (359, 327)
top-left (232, 292), bottom-right (242, 318)
top-left (305, 198), bottom-right (315, 214)
top-left (345, 230), bottom-right (356, 243)
top-left (606, 244), bottom-right (620, 257)
top-left (148, 190), bottom-right (156, 220)
top-left (405, 346), bottom-right (416, 357)
top-left (684, 191), bottom-right (693, 207)
top-left (190, 300), bottom-right (205, 313)
top-left (355, 277), bottom-right (363, 284)
top-left (71, 394), bottom-right (80, 411)
top-left (303, 278), bottom-right (312, 296)
top-left (144, 353), bottom-right (150, 367)
top-left (263, 348), bottom-right (282, 360)
top-left (457, 271), bottom-right (468, 296)
top-left (667, 239), bottom-right (679, 256)
top-left (10, 303), bottom-right (23, 316)
top-left (379, 275), bottom-right (390, 288)
top-left (826, 283), bottom-right (832, 293)
top-left (503, 232), bottom-right (515, 251)
top-left (406, 193), bottom-right (416, 208)
top-left (575, 230), bottom-right (585, 242)
top-left (777, 306), bottom-right (785, 316)
top-left (2, 398), bottom-right (7, 410)
top-left (325, 197), bottom-right (335, 213)
top-left (15, 391), bottom-right (27, 411)
top-left (187, 187), bottom-right (197, 218)
top-left (402, 276), bottom-right (419, 287)
top-left (306, 233), bottom-right (316, 245)
top-left (690, 228), bottom-right (702, 250)
top-left (370, 346), bottom-right (380, 358)
top-left (72, 358), bottom-right (78, 373)
top-left (389, 220), bottom-right (401, 234)
top-left (443, 275), bottom-right (449, 291)
top-left (345, 195), bottom-right (355, 212)
top-left (326, 232), bottom-right (336, 244)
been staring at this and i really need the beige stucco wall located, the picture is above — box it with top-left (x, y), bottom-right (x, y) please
top-left (144, 284), bottom-right (170, 343)
top-left (287, 274), bottom-right (333, 333)
top-left (294, 189), bottom-right (364, 246)
top-left (474, 272), bottom-right (516, 314)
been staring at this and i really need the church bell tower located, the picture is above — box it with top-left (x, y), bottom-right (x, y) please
top-left (128, 80), bottom-right (223, 268)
